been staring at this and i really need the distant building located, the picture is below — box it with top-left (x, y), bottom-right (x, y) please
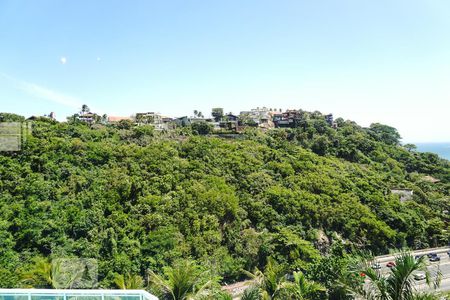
top-left (78, 112), bottom-right (99, 124)
top-left (391, 188), bottom-right (414, 202)
top-left (161, 116), bottom-right (173, 123)
top-left (174, 116), bottom-right (190, 127)
top-left (325, 114), bottom-right (333, 126)
top-left (190, 117), bottom-right (213, 124)
top-left (134, 112), bottom-right (173, 130)
top-left (173, 116), bottom-right (215, 130)
top-left (225, 114), bottom-right (239, 121)
top-left (108, 116), bottom-right (132, 123)
top-left (27, 112), bottom-right (56, 121)
top-left (135, 112), bottom-right (162, 125)
top-left (219, 114), bottom-right (240, 131)
top-left (239, 107), bottom-right (275, 129)
top-left (273, 110), bottom-right (304, 128)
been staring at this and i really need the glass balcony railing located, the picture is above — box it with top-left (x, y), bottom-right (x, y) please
top-left (0, 289), bottom-right (158, 300)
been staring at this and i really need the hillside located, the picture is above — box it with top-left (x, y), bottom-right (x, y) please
top-left (0, 113), bottom-right (449, 288)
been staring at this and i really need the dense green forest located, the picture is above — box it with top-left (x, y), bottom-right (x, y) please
top-left (0, 111), bottom-right (448, 296)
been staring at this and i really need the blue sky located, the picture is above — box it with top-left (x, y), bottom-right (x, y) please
top-left (1, 0), bottom-right (449, 142)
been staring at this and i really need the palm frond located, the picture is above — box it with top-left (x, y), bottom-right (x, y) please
top-left (240, 286), bottom-right (260, 300)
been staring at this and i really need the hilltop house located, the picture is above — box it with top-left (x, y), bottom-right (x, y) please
top-left (325, 113), bottom-right (338, 128)
top-left (325, 114), bottom-right (333, 125)
top-left (239, 107), bottom-right (275, 129)
top-left (190, 117), bottom-right (214, 124)
top-left (220, 114), bottom-right (239, 131)
top-left (78, 112), bottom-right (99, 124)
top-left (273, 110), bottom-right (304, 128)
top-left (173, 116), bottom-right (190, 127)
top-left (134, 112), bottom-right (173, 130)
top-left (135, 112), bottom-right (162, 125)
top-left (27, 112), bottom-right (56, 121)
top-left (173, 116), bottom-right (216, 129)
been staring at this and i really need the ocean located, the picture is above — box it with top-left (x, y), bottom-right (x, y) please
top-left (414, 143), bottom-right (450, 161)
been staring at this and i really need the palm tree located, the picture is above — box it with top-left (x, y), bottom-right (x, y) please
top-left (281, 271), bottom-right (326, 299)
top-left (20, 257), bottom-right (53, 288)
top-left (114, 273), bottom-right (144, 289)
top-left (411, 293), bottom-right (440, 300)
top-left (247, 258), bottom-right (286, 299)
top-left (20, 257), bottom-right (85, 289)
top-left (240, 286), bottom-right (261, 300)
top-left (214, 292), bottom-right (233, 300)
top-left (356, 252), bottom-right (441, 300)
top-left (148, 260), bottom-right (215, 300)
top-left (81, 104), bottom-right (90, 113)
top-left (245, 258), bottom-right (327, 300)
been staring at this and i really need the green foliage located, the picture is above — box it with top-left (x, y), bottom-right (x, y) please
top-left (149, 260), bottom-right (217, 300)
top-left (354, 252), bottom-right (441, 300)
top-left (212, 108), bottom-right (224, 122)
top-left (245, 258), bottom-right (325, 299)
top-left (241, 286), bottom-right (261, 300)
top-left (191, 122), bottom-right (213, 135)
top-left (0, 115), bottom-right (448, 291)
top-left (19, 257), bottom-right (53, 288)
top-left (282, 271), bottom-right (326, 300)
top-left (0, 112), bottom-right (25, 122)
top-left (113, 273), bottom-right (144, 289)
top-left (369, 123), bottom-right (401, 145)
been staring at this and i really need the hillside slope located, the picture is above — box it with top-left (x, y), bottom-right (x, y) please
top-left (0, 115), bottom-right (448, 287)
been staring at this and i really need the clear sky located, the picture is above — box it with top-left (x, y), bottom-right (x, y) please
top-left (1, 0), bottom-right (449, 142)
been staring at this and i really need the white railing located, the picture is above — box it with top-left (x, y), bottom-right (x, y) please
top-left (0, 289), bottom-right (158, 300)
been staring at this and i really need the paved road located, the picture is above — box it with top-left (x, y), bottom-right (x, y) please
top-left (224, 247), bottom-right (450, 299)
top-left (372, 247), bottom-right (450, 293)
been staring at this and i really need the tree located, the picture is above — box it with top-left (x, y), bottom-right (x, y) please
top-left (241, 286), bottom-right (260, 300)
top-left (282, 271), bottom-right (326, 300)
top-left (116, 119), bottom-right (134, 129)
top-left (193, 110), bottom-right (204, 118)
top-left (354, 252), bottom-right (440, 300)
top-left (114, 273), bottom-right (144, 289)
top-left (246, 258), bottom-right (325, 299)
top-left (403, 144), bottom-right (417, 152)
top-left (0, 113), bottom-right (25, 122)
top-left (215, 292), bottom-right (233, 300)
top-left (369, 123), bottom-right (401, 145)
top-left (191, 122), bottom-right (212, 135)
top-left (19, 257), bottom-right (53, 288)
top-left (306, 242), bottom-right (354, 299)
top-left (212, 108), bottom-right (224, 122)
top-left (19, 257), bottom-right (86, 289)
top-left (81, 104), bottom-right (91, 113)
top-left (311, 136), bottom-right (330, 156)
top-left (245, 258), bottom-right (287, 300)
top-left (148, 260), bottom-right (216, 300)
top-left (0, 112), bottom-right (449, 290)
